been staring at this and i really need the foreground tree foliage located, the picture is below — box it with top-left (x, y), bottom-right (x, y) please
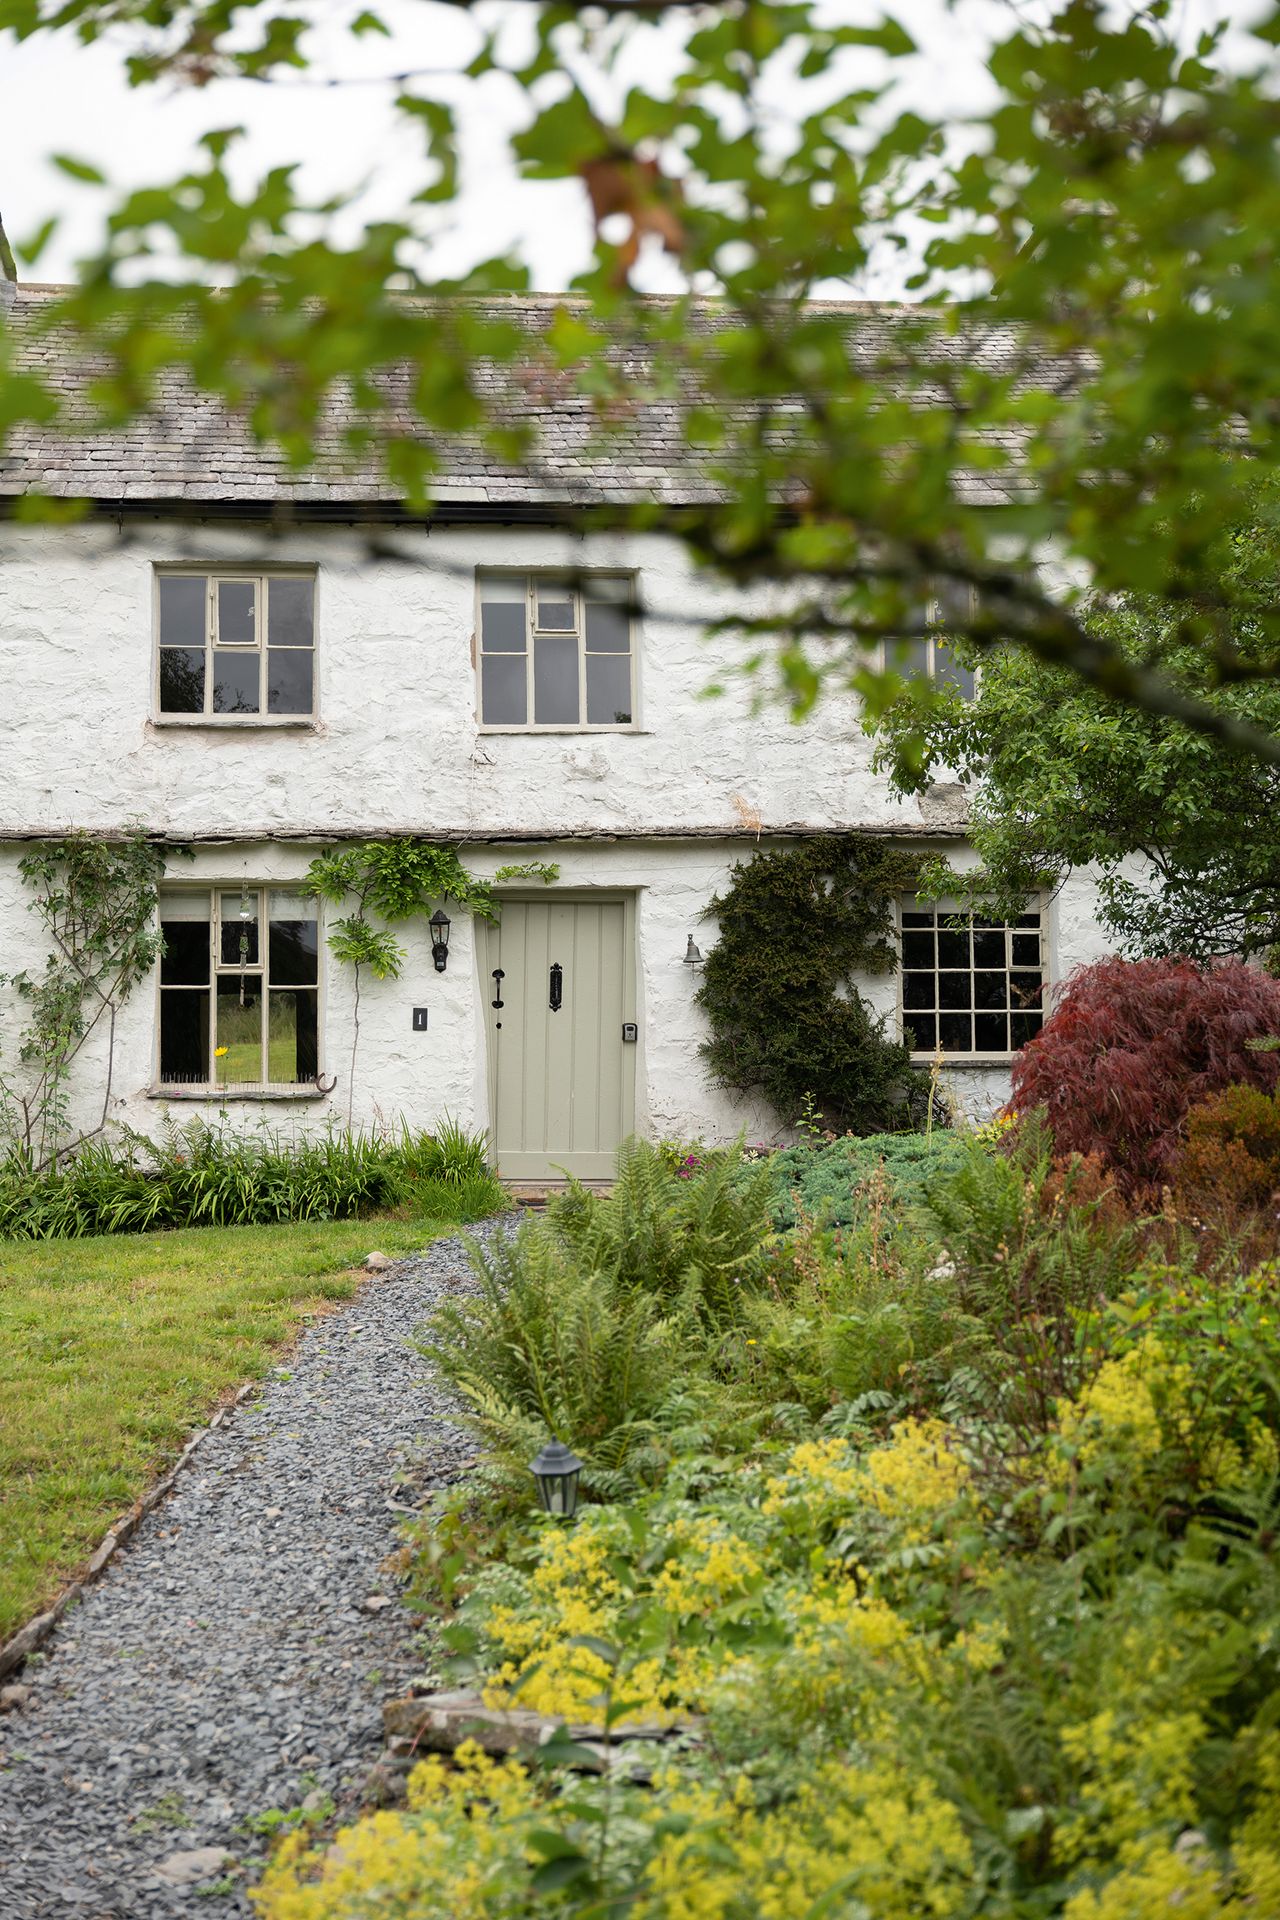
top-left (873, 517), bottom-right (1280, 957)
top-left (3, 1), bottom-right (1280, 756)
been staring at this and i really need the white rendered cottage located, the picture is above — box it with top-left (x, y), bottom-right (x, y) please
top-left (0, 289), bottom-right (1113, 1179)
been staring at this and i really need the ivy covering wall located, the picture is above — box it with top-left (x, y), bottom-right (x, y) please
top-left (696, 836), bottom-right (925, 1134)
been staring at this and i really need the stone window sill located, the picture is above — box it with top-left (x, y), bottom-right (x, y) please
top-left (149, 715), bottom-right (319, 731)
top-left (148, 1085), bottom-right (331, 1102)
top-left (908, 1054), bottom-right (1017, 1068)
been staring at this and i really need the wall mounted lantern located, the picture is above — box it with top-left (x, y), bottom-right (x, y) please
top-left (430, 909), bottom-right (451, 974)
top-left (683, 935), bottom-right (705, 970)
top-left (529, 1439), bottom-right (583, 1519)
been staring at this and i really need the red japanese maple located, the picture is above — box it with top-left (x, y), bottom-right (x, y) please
top-left (1010, 956), bottom-right (1280, 1193)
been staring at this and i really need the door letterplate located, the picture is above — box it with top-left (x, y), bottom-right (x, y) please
top-left (621, 1022), bottom-right (638, 1043)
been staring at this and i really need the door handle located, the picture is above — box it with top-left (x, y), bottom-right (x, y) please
top-left (491, 968), bottom-right (505, 1010)
top-left (549, 962), bottom-right (563, 1013)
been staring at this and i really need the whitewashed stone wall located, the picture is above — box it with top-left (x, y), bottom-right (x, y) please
top-left (0, 517), bottom-right (1120, 1151)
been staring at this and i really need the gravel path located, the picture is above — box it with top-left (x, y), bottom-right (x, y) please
top-left (0, 1221), bottom-right (507, 1919)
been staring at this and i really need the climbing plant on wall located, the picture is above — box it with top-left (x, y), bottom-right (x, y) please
top-left (302, 841), bottom-right (557, 1123)
top-left (0, 829), bottom-right (171, 1169)
top-left (696, 836), bottom-right (926, 1135)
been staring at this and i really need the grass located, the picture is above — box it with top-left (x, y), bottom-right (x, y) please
top-left (0, 1206), bottom-right (484, 1641)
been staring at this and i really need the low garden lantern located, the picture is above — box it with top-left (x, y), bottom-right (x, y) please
top-left (430, 909), bottom-right (451, 974)
top-left (529, 1439), bottom-right (583, 1519)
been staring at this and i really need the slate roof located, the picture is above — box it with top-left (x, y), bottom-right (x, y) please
top-left (0, 286), bottom-right (1050, 514)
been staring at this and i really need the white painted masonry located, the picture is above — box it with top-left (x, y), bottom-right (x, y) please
top-left (0, 516), bottom-right (1116, 1150)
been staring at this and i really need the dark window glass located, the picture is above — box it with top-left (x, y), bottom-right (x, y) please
top-left (901, 930), bottom-right (935, 970)
top-left (159, 647), bottom-right (206, 713)
top-left (585, 600), bottom-right (630, 653)
top-left (937, 927), bottom-right (970, 968)
top-left (904, 1013), bottom-right (936, 1052)
top-left (938, 971), bottom-right (972, 1009)
top-left (902, 972), bottom-right (934, 1011)
top-left (217, 579), bottom-right (256, 645)
top-left (268, 578), bottom-right (313, 647)
top-left (482, 654), bottom-right (527, 725)
top-left (974, 970), bottom-right (1009, 1009)
top-left (974, 1012), bottom-right (1009, 1052)
top-left (215, 982), bottom-right (262, 1084)
top-left (160, 989), bottom-right (209, 1083)
top-left (1012, 932), bottom-right (1041, 966)
top-left (159, 575), bottom-right (206, 646)
top-left (213, 651), bottom-right (260, 714)
top-left (1011, 972), bottom-right (1044, 1008)
top-left (585, 653), bottom-right (632, 725)
top-left (972, 929), bottom-right (1005, 968)
top-left (160, 919), bottom-right (209, 986)
top-left (1017, 913), bottom-right (1040, 928)
top-left (269, 990), bottom-right (318, 1083)
top-left (939, 1013), bottom-right (972, 1051)
top-left (267, 649), bottom-right (313, 715)
top-left (901, 912), bottom-right (933, 927)
top-left (534, 633), bottom-right (579, 724)
top-left (1011, 1010), bottom-right (1044, 1048)
top-left (481, 601), bottom-right (527, 652)
top-left (269, 918), bottom-right (318, 986)
top-left (892, 635), bottom-right (931, 678)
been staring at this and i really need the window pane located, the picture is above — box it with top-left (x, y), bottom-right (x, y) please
top-left (891, 636), bottom-right (931, 679)
top-left (938, 971), bottom-right (972, 1009)
top-left (217, 579), bottom-right (256, 646)
top-left (160, 917), bottom-right (210, 985)
top-left (585, 600), bottom-right (631, 653)
top-left (482, 653), bottom-right (527, 725)
top-left (937, 927), bottom-right (970, 968)
top-left (535, 585), bottom-right (575, 631)
top-left (534, 633), bottom-right (579, 724)
top-left (215, 982), bottom-right (263, 1084)
top-left (934, 641), bottom-right (975, 699)
top-left (159, 647), bottom-right (206, 713)
top-left (585, 652), bottom-right (632, 725)
top-left (939, 1013), bottom-right (972, 1051)
top-left (213, 650), bottom-right (260, 714)
top-left (481, 601), bottom-right (527, 652)
top-left (1012, 932), bottom-right (1041, 966)
top-left (159, 575), bottom-right (205, 646)
top-left (269, 894), bottom-right (319, 986)
top-left (268, 577), bottom-right (313, 647)
top-left (219, 893), bottom-right (260, 968)
top-left (972, 929), bottom-right (1005, 968)
top-left (904, 1013), bottom-right (936, 1053)
top-left (901, 930), bottom-right (935, 969)
top-left (974, 970), bottom-right (1009, 1009)
top-left (902, 972), bottom-right (934, 1011)
top-left (269, 990), bottom-right (318, 1084)
top-left (901, 911), bottom-right (933, 927)
top-left (974, 1012), bottom-right (1009, 1052)
top-left (1010, 972), bottom-right (1043, 1008)
top-left (1011, 1010), bottom-right (1044, 1048)
top-left (160, 989), bottom-right (209, 1084)
top-left (267, 648), bottom-right (313, 715)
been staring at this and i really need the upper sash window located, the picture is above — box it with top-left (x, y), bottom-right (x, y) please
top-left (156, 571), bottom-right (316, 720)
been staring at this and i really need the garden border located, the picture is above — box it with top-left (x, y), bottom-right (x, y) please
top-left (0, 1379), bottom-right (259, 1681)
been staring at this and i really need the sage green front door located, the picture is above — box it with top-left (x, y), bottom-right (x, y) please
top-left (481, 895), bottom-right (637, 1180)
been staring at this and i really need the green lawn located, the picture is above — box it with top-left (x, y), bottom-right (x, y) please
top-left (0, 1210), bottom-right (459, 1640)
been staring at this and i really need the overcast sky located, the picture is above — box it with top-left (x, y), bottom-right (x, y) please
top-left (0, 0), bottom-right (1272, 294)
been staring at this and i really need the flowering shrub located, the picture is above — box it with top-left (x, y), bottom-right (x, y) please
top-left (1011, 955), bottom-right (1280, 1193)
top-left (258, 1253), bottom-right (1280, 1918)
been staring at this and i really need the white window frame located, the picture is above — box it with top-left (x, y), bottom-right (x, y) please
top-left (475, 570), bottom-right (639, 732)
top-left (152, 567), bottom-right (318, 727)
top-left (153, 885), bottom-right (326, 1096)
top-left (897, 895), bottom-right (1048, 1063)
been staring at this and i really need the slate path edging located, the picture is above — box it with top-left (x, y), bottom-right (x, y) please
top-left (0, 1221), bottom-right (505, 1919)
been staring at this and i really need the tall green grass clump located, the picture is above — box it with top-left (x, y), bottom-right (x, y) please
top-left (0, 1118), bottom-right (505, 1240)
